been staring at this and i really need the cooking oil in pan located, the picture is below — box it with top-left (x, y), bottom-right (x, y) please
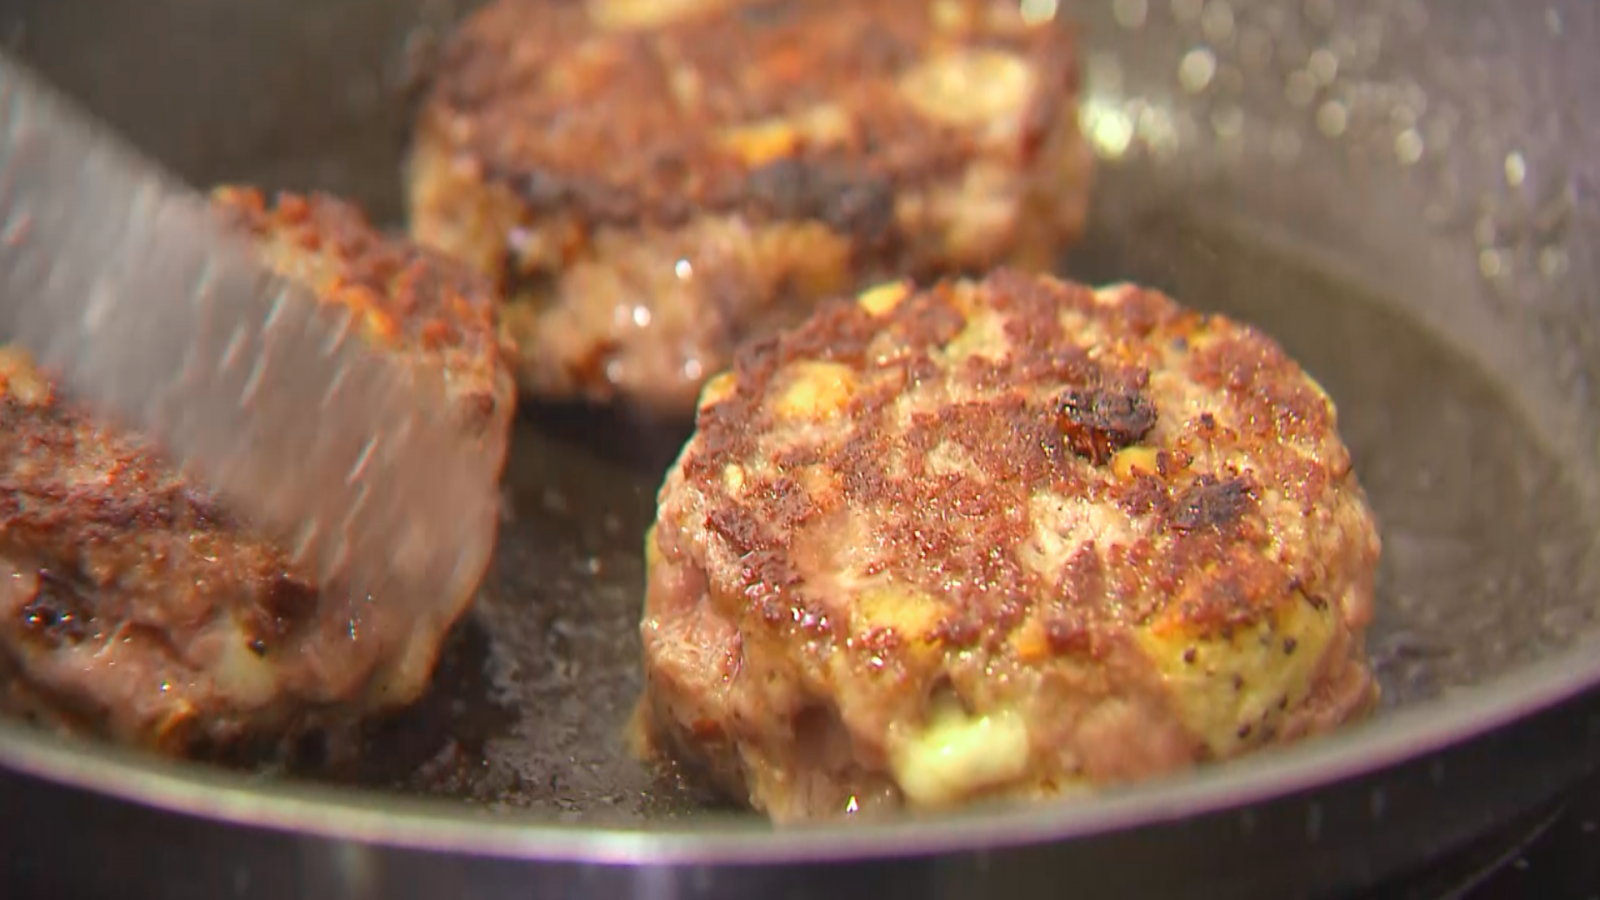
top-left (325, 219), bottom-right (1600, 824)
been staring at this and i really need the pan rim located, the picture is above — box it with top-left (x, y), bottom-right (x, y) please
top-left (1, 630), bottom-right (1598, 865)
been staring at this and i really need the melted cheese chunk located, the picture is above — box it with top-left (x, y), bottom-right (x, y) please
top-left (721, 104), bottom-right (852, 167)
top-left (857, 279), bottom-right (913, 317)
top-left (898, 49), bottom-right (1034, 128)
top-left (1136, 592), bottom-right (1338, 757)
top-left (853, 585), bottom-right (944, 640)
top-left (209, 622), bottom-right (280, 708)
top-left (890, 695), bottom-right (1031, 807)
top-left (698, 371), bottom-right (737, 410)
top-left (1112, 445), bottom-right (1161, 481)
top-left (773, 361), bottom-right (858, 420)
top-left (0, 345), bottom-right (51, 407)
top-left (643, 523), bottom-right (664, 570)
top-left (939, 309), bottom-right (1009, 363)
top-left (587, 0), bottom-right (732, 31)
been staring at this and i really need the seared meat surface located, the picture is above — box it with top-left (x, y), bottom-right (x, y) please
top-left (408, 0), bottom-right (1091, 415)
top-left (0, 187), bottom-right (516, 758)
top-left (638, 270), bottom-right (1381, 822)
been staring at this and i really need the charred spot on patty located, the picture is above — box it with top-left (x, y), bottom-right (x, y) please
top-left (18, 570), bottom-right (93, 648)
top-left (638, 268), bottom-right (1382, 822)
top-left (1170, 476), bottom-right (1253, 532)
top-left (742, 159), bottom-right (898, 241)
top-left (1056, 383), bottom-right (1158, 464)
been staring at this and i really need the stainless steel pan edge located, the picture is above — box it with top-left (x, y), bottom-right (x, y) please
top-left (3, 622), bottom-right (1600, 853)
top-left (0, 0), bottom-right (1598, 897)
top-left (2, 658), bottom-right (1598, 899)
top-left (1070, 0), bottom-right (1600, 495)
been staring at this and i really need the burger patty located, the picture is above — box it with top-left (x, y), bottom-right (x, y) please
top-left (637, 270), bottom-right (1382, 822)
top-left (0, 187), bottom-right (516, 758)
top-left (406, 0), bottom-right (1092, 416)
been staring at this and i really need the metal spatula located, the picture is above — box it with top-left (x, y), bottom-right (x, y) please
top-left (0, 53), bottom-right (504, 626)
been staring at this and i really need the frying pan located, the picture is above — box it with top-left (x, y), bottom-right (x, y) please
top-left (1, 0), bottom-right (1598, 898)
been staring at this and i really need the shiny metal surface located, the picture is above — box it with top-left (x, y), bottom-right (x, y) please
top-left (0, 53), bottom-right (504, 635)
top-left (0, 0), bottom-right (1597, 897)
top-left (1070, 0), bottom-right (1600, 482)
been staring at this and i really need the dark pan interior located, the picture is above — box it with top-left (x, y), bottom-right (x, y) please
top-left (3, 0), bottom-right (1600, 830)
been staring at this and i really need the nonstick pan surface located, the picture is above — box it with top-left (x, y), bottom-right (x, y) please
top-left (3, 0), bottom-right (1600, 898)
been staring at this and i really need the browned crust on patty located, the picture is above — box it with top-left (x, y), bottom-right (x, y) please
top-left (0, 188), bottom-right (515, 757)
top-left (682, 272), bottom-right (1358, 639)
top-left (639, 269), bottom-right (1381, 820)
top-left (408, 0), bottom-right (1092, 414)
top-left (419, 0), bottom-right (1079, 232)
top-left (212, 185), bottom-right (517, 439)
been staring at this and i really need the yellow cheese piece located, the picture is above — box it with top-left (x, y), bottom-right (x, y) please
top-left (1136, 592), bottom-right (1337, 757)
top-left (898, 49), bottom-right (1034, 128)
top-left (1112, 446), bottom-right (1161, 481)
top-left (773, 361), bottom-right (858, 420)
top-left (940, 309), bottom-right (1008, 363)
top-left (643, 523), bottom-right (663, 570)
top-left (721, 118), bottom-right (801, 168)
top-left (857, 279), bottom-right (913, 317)
top-left (698, 371), bottom-right (737, 410)
top-left (853, 585), bottom-right (945, 639)
top-left (588, 0), bottom-right (731, 31)
top-left (890, 695), bottom-right (1031, 807)
top-left (721, 105), bottom-right (852, 167)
